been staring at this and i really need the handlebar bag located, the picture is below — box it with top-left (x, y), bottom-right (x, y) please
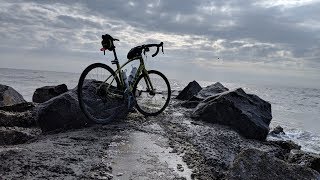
top-left (127, 46), bottom-right (142, 59)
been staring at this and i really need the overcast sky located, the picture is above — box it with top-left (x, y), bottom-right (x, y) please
top-left (0, 0), bottom-right (319, 87)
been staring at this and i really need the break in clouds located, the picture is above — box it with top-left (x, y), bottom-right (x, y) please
top-left (0, 0), bottom-right (319, 80)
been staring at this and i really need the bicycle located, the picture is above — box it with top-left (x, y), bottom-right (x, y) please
top-left (77, 34), bottom-right (171, 124)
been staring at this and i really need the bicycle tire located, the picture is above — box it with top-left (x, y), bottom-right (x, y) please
top-left (133, 70), bottom-right (171, 116)
top-left (77, 63), bottom-right (123, 124)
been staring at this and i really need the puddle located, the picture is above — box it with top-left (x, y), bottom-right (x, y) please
top-left (105, 126), bottom-right (192, 180)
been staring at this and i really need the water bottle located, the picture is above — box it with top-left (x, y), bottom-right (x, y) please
top-left (128, 67), bottom-right (137, 85)
top-left (122, 70), bottom-right (129, 88)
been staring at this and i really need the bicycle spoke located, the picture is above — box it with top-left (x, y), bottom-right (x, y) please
top-left (134, 70), bottom-right (171, 115)
top-left (78, 63), bottom-right (123, 124)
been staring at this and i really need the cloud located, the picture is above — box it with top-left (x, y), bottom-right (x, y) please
top-left (0, 0), bottom-right (319, 85)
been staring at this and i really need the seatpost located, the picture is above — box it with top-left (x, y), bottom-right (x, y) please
top-left (111, 49), bottom-right (119, 65)
top-left (113, 49), bottom-right (118, 60)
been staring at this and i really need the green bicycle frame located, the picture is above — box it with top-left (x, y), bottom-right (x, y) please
top-left (103, 55), bottom-right (154, 97)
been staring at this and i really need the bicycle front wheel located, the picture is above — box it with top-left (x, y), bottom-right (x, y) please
top-left (133, 70), bottom-right (171, 116)
top-left (77, 63), bottom-right (125, 124)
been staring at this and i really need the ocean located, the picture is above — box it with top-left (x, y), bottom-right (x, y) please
top-left (0, 67), bottom-right (319, 154)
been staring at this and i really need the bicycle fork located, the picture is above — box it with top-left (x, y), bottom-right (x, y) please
top-left (143, 69), bottom-right (155, 94)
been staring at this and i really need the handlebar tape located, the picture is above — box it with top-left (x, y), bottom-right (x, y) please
top-left (151, 42), bottom-right (163, 57)
top-left (152, 47), bottom-right (160, 57)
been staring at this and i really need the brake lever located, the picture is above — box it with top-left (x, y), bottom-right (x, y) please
top-left (161, 44), bottom-right (164, 54)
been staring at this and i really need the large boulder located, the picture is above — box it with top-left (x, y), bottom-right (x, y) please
top-left (192, 88), bottom-right (272, 141)
top-left (181, 82), bottom-right (229, 109)
top-left (0, 84), bottom-right (26, 107)
top-left (37, 80), bottom-right (127, 132)
top-left (37, 90), bottom-right (90, 132)
top-left (196, 82), bottom-right (229, 99)
top-left (227, 148), bottom-right (320, 180)
top-left (176, 80), bottom-right (202, 100)
top-left (32, 84), bottom-right (68, 103)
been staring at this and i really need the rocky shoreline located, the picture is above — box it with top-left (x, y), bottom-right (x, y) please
top-left (0, 82), bottom-right (319, 179)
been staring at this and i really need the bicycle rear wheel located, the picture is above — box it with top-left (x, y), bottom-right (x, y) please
top-left (77, 63), bottom-right (125, 124)
top-left (133, 70), bottom-right (171, 116)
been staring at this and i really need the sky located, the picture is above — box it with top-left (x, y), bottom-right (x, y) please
top-left (0, 0), bottom-right (319, 87)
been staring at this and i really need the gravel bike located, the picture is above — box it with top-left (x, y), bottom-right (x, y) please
top-left (77, 34), bottom-right (171, 124)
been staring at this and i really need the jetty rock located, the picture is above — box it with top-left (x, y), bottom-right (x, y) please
top-left (0, 102), bottom-right (37, 127)
top-left (227, 148), bottom-right (320, 179)
top-left (176, 80), bottom-right (202, 100)
top-left (32, 84), bottom-right (68, 103)
top-left (37, 80), bottom-right (127, 132)
top-left (192, 88), bottom-right (272, 141)
top-left (0, 84), bottom-right (26, 107)
top-left (181, 82), bottom-right (229, 109)
top-left (36, 89), bottom-right (90, 132)
top-left (196, 82), bottom-right (229, 99)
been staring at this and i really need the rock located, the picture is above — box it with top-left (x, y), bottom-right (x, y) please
top-left (177, 164), bottom-right (184, 172)
top-left (36, 89), bottom-right (90, 132)
top-left (32, 84), bottom-right (68, 103)
top-left (271, 140), bottom-right (301, 152)
top-left (0, 84), bottom-right (26, 107)
top-left (196, 82), bottom-right (229, 99)
top-left (270, 125), bottom-right (285, 135)
top-left (0, 102), bottom-right (35, 112)
top-left (180, 101), bottom-right (200, 109)
top-left (266, 140), bottom-right (301, 160)
top-left (37, 80), bottom-right (127, 132)
top-left (188, 95), bottom-right (204, 102)
top-left (181, 82), bottom-right (229, 108)
top-left (192, 88), bottom-right (272, 141)
top-left (176, 81), bottom-right (202, 100)
top-left (0, 126), bottom-right (41, 145)
top-left (0, 110), bottom-right (37, 127)
top-left (288, 150), bottom-right (320, 173)
top-left (227, 148), bottom-right (320, 180)
top-left (0, 102), bottom-right (37, 127)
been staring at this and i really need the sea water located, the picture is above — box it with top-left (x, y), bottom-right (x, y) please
top-left (0, 68), bottom-right (319, 154)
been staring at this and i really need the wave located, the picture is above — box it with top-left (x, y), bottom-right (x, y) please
top-left (268, 129), bottom-right (320, 154)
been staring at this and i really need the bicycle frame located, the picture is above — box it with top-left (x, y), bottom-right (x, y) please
top-left (103, 50), bottom-right (154, 98)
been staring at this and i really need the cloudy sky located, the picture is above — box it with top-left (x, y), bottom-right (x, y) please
top-left (0, 0), bottom-right (319, 87)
